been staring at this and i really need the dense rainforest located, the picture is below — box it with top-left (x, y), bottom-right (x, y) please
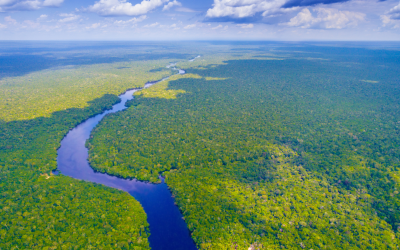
top-left (0, 42), bottom-right (200, 249)
top-left (0, 94), bottom-right (151, 249)
top-left (88, 47), bottom-right (400, 249)
top-left (2, 41), bottom-right (400, 249)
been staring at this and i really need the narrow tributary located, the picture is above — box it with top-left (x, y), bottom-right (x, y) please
top-left (57, 66), bottom-right (197, 250)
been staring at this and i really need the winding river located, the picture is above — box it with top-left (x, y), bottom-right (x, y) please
top-left (57, 65), bottom-right (197, 250)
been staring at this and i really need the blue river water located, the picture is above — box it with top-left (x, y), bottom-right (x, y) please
top-left (57, 69), bottom-right (197, 250)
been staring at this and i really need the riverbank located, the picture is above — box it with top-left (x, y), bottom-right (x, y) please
top-left (57, 66), bottom-right (197, 250)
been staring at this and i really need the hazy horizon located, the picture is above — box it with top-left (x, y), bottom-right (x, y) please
top-left (1, 0), bottom-right (400, 41)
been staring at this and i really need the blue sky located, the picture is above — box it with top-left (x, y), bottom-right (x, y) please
top-left (0, 0), bottom-right (400, 40)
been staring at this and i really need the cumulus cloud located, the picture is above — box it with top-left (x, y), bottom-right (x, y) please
top-left (382, 1), bottom-right (400, 21)
top-left (42, 0), bottom-right (63, 7)
top-left (207, 0), bottom-right (286, 18)
top-left (143, 21), bottom-right (159, 27)
top-left (0, 23), bottom-right (6, 28)
top-left (88, 0), bottom-right (168, 16)
top-left (162, 0), bottom-right (180, 11)
top-left (36, 14), bottom-right (48, 22)
top-left (58, 13), bottom-right (80, 22)
top-left (287, 7), bottom-right (365, 29)
top-left (388, 2), bottom-right (400, 15)
top-left (282, 0), bottom-right (349, 8)
top-left (212, 24), bottom-right (223, 29)
top-left (5, 16), bottom-right (17, 24)
top-left (380, 14), bottom-right (400, 28)
top-left (86, 22), bottom-right (101, 29)
top-left (114, 15), bottom-right (147, 25)
top-left (205, 0), bottom-right (348, 19)
top-left (23, 19), bottom-right (39, 28)
top-left (380, 2), bottom-right (400, 28)
top-left (0, 0), bottom-right (63, 11)
top-left (2, 0), bottom-right (41, 10)
top-left (237, 23), bottom-right (253, 28)
top-left (184, 23), bottom-right (196, 29)
top-left (168, 23), bottom-right (180, 29)
top-left (0, 0), bottom-right (17, 6)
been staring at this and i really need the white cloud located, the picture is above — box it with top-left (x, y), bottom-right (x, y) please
top-left (388, 2), bottom-right (400, 16)
top-left (143, 21), bottom-right (159, 27)
top-left (212, 24), bottom-right (223, 29)
top-left (4, 0), bottom-right (41, 10)
top-left (23, 19), bottom-right (39, 28)
top-left (206, 0), bottom-right (288, 18)
top-left (381, 2), bottom-right (400, 27)
top-left (287, 8), bottom-right (313, 27)
top-left (381, 14), bottom-right (392, 26)
top-left (5, 16), bottom-right (17, 24)
top-left (237, 23), bottom-right (253, 28)
top-left (114, 15), bottom-right (147, 25)
top-left (162, 0), bottom-right (180, 11)
top-left (42, 0), bottom-right (63, 7)
top-left (86, 22), bottom-right (101, 29)
top-left (381, 14), bottom-right (400, 28)
top-left (0, 0), bottom-right (63, 11)
top-left (37, 14), bottom-right (48, 21)
top-left (287, 7), bottom-right (365, 29)
top-left (88, 0), bottom-right (168, 16)
top-left (184, 23), bottom-right (196, 29)
top-left (0, 0), bottom-right (17, 6)
top-left (58, 13), bottom-right (80, 23)
top-left (168, 23), bottom-right (180, 29)
top-left (0, 23), bottom-right (6, 28)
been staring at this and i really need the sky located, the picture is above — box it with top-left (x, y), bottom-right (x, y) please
top-left (0, 0), bottom-right (400, 40)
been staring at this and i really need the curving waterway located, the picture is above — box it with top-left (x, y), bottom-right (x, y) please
top-left (57, 67), bottom-right (197, 250)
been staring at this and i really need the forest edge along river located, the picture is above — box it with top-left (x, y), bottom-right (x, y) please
top-left (56, 59), bottom-right (199, 250)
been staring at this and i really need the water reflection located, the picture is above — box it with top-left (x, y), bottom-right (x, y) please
top-left (57, 70), bottom-right (197, 250)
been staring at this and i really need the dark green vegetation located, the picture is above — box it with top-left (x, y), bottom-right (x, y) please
top-left (0, 42), bottom-right (200, 248)
top-left (0, 94), bottom-right (150, 249)
top-left (0, 41), bottom-right (249, 249)
top-left (1, 171), bottom-right (149, 249)
top-left (88, 49), bottom-right (400, 249)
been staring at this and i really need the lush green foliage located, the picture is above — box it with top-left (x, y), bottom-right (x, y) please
top-left (0, 93), bottom-right (151, 249)
top-left (1, 169), bottom-right (149, 249)
top-left (88, 53), bottom-right (400, 249)
top-left (0, 60), bottom-right (174, 122)
top-left (133, 74), bottom-right (202, 99)
top-left (0, 50), bottom-right (189, 248)
top-left (3, 42), bottom-right (400, 249)
top-left (0, 42), bottom-right (251, 248)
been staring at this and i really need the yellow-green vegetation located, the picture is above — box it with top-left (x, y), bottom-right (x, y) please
top-left (134, 74), bottom-right (202, 99)
top-left (1, 171), bottom-right (150, 249)
top-left (0, 52), bottom-right (194, 248)
top-left (205, 77), bottom-right (228, 81)
top-left (0, 92), bottom-right (151, 249)
top-left (0, 60), bottom-right (174, 122)
top-left (88, 53), bottom-right (400, 249)
top-left (167, 144), bottom-right (395, 249)
top-left (177, 53), bottom-right (282, 72)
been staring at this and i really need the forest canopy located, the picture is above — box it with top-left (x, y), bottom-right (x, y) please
top-left (2, 42), bottom-right (400, 249)
top-left (0, 45), bottom-right (200, 249)
top-left (88, 48), bottom-right (400, 249)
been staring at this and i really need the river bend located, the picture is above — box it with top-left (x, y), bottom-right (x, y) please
top-left (57, 67), bottom-right (197, 250)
